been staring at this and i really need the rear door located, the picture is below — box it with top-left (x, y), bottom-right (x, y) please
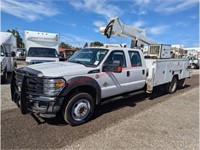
top-left (127, 50), bottom-right (146, 91)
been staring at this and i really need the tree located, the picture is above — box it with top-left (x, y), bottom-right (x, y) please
top-left (7, 29), bottom-right (24, 48)
top-left (84, 42), bottom-right (88, 48)
top-left (90, 41), bottom-right (103, 47)
top-left (59, 42), bottom-right (72, 49)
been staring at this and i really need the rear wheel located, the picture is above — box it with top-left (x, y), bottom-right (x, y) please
top-left (62, 92), bottom-right (95, 126)
top-left (178, 79), bottom-right (186, 88)
top-left (166, 77), bottom-right (178, 94)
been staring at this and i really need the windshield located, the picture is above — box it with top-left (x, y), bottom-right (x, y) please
top-left (28, 47), bottom-right (58, 57)
top-left (68, 48), bottom-right (108, 67)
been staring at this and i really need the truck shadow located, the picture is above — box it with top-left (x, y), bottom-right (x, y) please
top-left (148, 85), bottom-right (191, 100)
top-left (43, 84), bottom-right (191, 126)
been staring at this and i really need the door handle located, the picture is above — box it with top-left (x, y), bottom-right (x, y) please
top-left (127, 71), bottom-right (130, 77)
top-left (142, 69), bottom-right (145, 75)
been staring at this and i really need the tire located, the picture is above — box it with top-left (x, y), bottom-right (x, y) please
top-left (62, 92), bottom-right (95, 126)
top-left (1, 68), bottom-right (7, 83)
top-left (178, 79), bottom-right (186, 88)
top-left (166, 77), bottom-right (178, 94)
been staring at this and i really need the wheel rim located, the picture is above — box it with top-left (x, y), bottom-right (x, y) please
top-left (170, 79), bottom-right (177, 92)
top-left (71, 99), bottom-right (91, 121)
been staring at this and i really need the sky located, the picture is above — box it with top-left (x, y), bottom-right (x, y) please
top-left (1, 0), bottom-right (199, 48)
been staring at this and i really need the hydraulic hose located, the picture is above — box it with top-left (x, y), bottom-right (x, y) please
top-left (104, 20), bottom-right (115, 39)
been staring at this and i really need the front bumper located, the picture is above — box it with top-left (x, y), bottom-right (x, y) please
top-left (11, 68), bottom-right (65, 118)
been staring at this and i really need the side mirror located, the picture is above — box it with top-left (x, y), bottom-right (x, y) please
top-left (103, 61), bottom-right (122, 73)
top-left (11, 51), bottom-right (16, 57)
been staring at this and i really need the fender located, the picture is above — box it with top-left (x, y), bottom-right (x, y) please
top-left (59, 76), bottom-right (101, 105)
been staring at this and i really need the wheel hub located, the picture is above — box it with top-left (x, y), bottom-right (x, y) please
top-left (72, 99), bottom-right (90, 121)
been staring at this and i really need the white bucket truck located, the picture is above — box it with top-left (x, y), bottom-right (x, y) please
top-left (0, 32), bottom-right (16, 83)
top-left (25, 30), bottom-right (60, 65)
top-left (11, 46), bottom-right (191, 126)
top-left (10, 18), bottom-right (191, 126)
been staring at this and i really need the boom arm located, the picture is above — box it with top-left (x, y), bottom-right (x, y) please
top-left (99, 17), bottom-right (157, 48)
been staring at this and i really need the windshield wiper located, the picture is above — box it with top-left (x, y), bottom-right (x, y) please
top-left (69, 60), bottom-right (87, 66)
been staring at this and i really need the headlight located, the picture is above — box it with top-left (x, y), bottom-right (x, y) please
top-left (43, 78), bottom-right (66, 96)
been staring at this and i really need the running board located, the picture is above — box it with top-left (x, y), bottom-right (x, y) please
top-left (101, 90), bottom-right (145, 105)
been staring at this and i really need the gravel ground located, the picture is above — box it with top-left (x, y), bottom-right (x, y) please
top-left (65, 86), bottom-right (199, 150)
top-left (1, 61), bottom-right (199, 149)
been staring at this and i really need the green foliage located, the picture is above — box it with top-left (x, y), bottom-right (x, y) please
top-left (7, 29), bottom-right (24, 48)
top-left (84, 42), bottom-right (88, 48)
top-left (59, 42), bottom-right (80, 50)
top-left (59, 42), bottom-right (73, 49)
top-left (90, 41), bottom-right (103, 47)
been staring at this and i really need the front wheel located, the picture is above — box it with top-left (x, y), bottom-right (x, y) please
top-left (166, 77), bottom-right (178, 94)
top-left (62, 92), bottom-right (95, 126)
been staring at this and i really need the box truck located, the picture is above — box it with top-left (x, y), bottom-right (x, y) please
top-left (24, 30), bottom-right (60, 65)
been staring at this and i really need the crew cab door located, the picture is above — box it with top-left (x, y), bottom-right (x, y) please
top-left (101, 50), bottom-right (130, 98)
top-left (127, 50), bottom-right (146, 91)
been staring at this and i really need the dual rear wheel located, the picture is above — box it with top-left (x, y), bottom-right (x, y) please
top-left (166, 77), bottom-right (185, 94)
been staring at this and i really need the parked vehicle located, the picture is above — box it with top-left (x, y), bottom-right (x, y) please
top-left (188, 57), bottom-right (199, 69)
top-left (15, 48), bottom-right (26, 60)
top-left (0, 32), bottom-right (16, 83)
top-left (11, 46), bottom-right (191, 125)
top-left (24, 30), bottom-right (60, 65)
top-left (59, 48), bottom-right (77, 61)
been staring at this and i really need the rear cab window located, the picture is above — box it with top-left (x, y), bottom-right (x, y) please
top-left (128, 51), bottom-right (142, 67)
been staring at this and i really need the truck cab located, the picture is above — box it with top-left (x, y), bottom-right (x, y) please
top-left (26, 47), bottom-right (59, 65)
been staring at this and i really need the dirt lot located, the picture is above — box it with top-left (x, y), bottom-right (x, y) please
top-left (1, 61), bottom-right (199, 149)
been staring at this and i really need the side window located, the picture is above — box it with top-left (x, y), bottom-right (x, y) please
top-left (128, 51), bottom-right (142, 67)
top-left (104, 51), bottom-right (126, 67)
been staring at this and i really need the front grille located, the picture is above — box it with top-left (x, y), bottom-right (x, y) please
top-left (26, 77), bottom-right (44, 96)
top-left (11, 68), bottom-right (65, 115)
top-left (15, 70), bottom-right (24, 91)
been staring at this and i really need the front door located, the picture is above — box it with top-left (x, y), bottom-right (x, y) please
top-left (101, 50), bottom-right (130, 98)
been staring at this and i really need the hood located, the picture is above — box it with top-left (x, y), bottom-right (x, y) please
top-left (27, 61), bottom-right (93, 77)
